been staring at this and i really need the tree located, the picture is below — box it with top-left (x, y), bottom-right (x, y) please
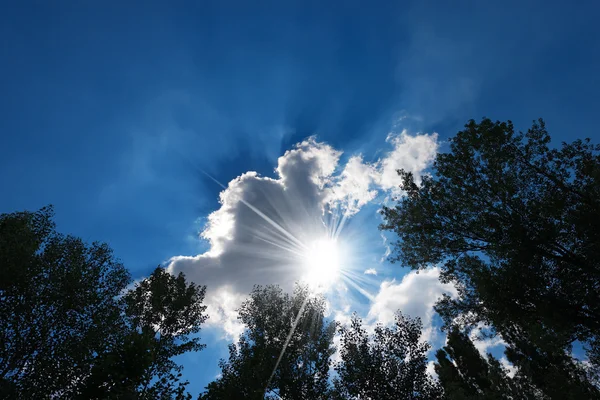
top-left (435, 328), bottom-right (539, 400)
top-left (81, 267), bottom-right (208, 399)
top-left (332, 312), bottom-right (442, 400)
top-left (0, 207), bottom-right (208, 399)
top-left (0, 206), bottom-right (130, 398)
top-left (500, 324), bottom-right (599, 400)
top-left (200, 284), bottom-right (336, 400)
top-left (381, 118), bottom-right (600, 396)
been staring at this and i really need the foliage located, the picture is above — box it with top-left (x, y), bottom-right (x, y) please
top-left (381, 118), bottom-right (600, 397)
top-left (81, 267), bottom-right (208, 399)
top-left (0, 207), bottom-right (207, 399)
top-left (200, 284), bottom-right (336, 400)
top-left (501, 324), bottom-right (599, 399)
top-left (435, 328), bottom-right (539, 400)
top-left (332, 312), bottom-right (442, 400)
top-left (0, 206), bottom-right (130, 398)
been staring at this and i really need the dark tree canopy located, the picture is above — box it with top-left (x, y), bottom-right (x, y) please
top-left (82, 267), bottom-right (208, 400)
top-left (500, 324), bottom-right (599, 400)
top-left (332, 312), bottom-right (442, 400)
top-left (0, 207), bottom-right (207, 399)
top-left (200, 284), bottom-right (336, 400)
top-left (435, 328), bottom-right (538, 400)
top-left (381, 118), bottom-right (600, 397)
top-left (0, 206), bottom-right (130, 398)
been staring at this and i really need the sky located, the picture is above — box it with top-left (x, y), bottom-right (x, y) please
top-left (2, 0), bottom-right (600, 396)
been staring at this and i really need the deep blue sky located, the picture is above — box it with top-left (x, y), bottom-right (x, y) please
top-left (2, 0), bottom-right (600, 396)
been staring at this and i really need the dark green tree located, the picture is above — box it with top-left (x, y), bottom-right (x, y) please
top-left (0, 206), bottom-right (130, 398)
top-left (435, 328), bottom-right (538, 400)
top-left (81, 267), bottom-right (208, 399)
top-left (332, 312), bottom-right (442, 400)
top-left (0, 207), bottom-right (208, 399)
top-left (200, 284), bottom-right (336, 400)
top-left (500, 324), bottom-right (598, 400)
top-left (381, 118), bottom-right (600, 397)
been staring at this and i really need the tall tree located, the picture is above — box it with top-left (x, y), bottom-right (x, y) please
top-left (380, 118), bottom-right (600, 396)
top-left (0, 206), bottom-right (130, 398)
top-left (500, 324), bottom-right (598, 400)
top-left (0, 207), bottom-right (208, 399)
top-left (81, 267), bottom-right (208, 399)
top-left (332, 312), bottom-right (442, 400)
top-left (200, 284), bottom-right (336, 400)
top-left (435, 328), bottom-right (539, 400)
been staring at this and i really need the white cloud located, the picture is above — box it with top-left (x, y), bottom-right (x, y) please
top-left (426, 360), bottom-right (437, 378)
top-left (364, 268), bottom-right (377, 275)
top-left (379, 131), bottom-right (438, 190)
top-left (168, 131), bottom-right (439, 339)
top-left (203, 286), bottom-right (246, 340)
top-left (325, 155), bottom-right (379, 215)
top-left (379, 232), bottom-right (392, 263)
top-left (324, 130), bottom-right (438, 214)
top-left (500, 357), bottom-right (517, 378)
top-left (468, 323), bottom-right (506, 357)
top-left (367, 267), bottom-right (457, 342)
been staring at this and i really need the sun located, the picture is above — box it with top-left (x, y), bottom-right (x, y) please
top-left (302, 237), bottom-right (341, 289)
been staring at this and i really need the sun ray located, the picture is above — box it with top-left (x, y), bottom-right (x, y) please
top-left (199, 169), bottom-right (309, 251)
top-left (340, 271), bottom-right (375, 302)
top-left (264, 294), bottom-right (311, 397)
top-left (252, 223), bottom-right (308, 253)
top-left (254, 235), bottom-right (305, 258)
top-left (340, 268), bottom-right (379, 287)
top-left (333, 210), bottom-right (350, 240)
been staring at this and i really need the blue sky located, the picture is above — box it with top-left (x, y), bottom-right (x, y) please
top-left (2, 0), bottom-right (600, 396)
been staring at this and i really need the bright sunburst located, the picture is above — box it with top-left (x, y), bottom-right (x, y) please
top-left (302, 237), bottom-right (341, 289)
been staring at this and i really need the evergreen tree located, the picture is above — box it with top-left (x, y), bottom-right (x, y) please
top-left (435, 328), bottom-right (539, 400)
top-left (81, 267), bottom-right (208, 399)
top-left (0, 207), bottom-right (208, 399)
top-left (333, 312), bottom-right (442, 400)
top-left (0, 206), bottom-right (130, 398)
top-left (200, 284), bottom-right (336, 400)
top-left (501, 323), bottom-right (598, 399)
top-left (381, 118), bottom-right (600, 396)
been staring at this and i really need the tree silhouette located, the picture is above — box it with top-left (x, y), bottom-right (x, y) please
top-left (435, 327), bottom-right (538, 399)
top-left (381, 118), bottom-right (600, 397)
top-left (332, 312), bottom-right (442, 400)
top-left (0, 207), bottom-right (207, 399)
top-left (0, 206), bottom-right (130, 398)
top-left (81, 267), bottom-right (208, 399)
top-left (200, 284), bottom-right (336, 400)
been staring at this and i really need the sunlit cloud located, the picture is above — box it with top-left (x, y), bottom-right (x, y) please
top-left (426, 361), bottom-right (437, 378)
top-left (379, 131), bottom-right (438, 189)
top-left (168, 130), bottom-right (439, 338)
top-left (368, 267), bottom-right (458, 343)
top-left (469, 323), bottom-right (506, 356)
